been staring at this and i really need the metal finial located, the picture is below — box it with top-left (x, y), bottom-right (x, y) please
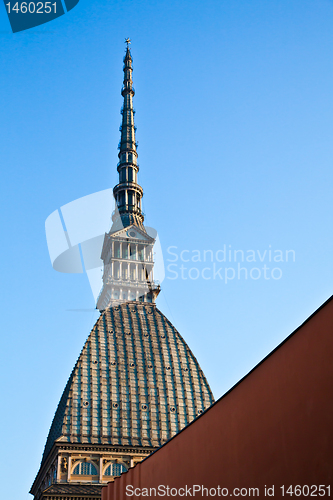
top-left (125, 38), bottom-right (131, 47)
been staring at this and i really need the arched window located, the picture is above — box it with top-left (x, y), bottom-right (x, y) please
top-left (120, 168), bottom-right (126, 183)
top-left (73, 462), bottom-right (98, 475)
top-left (119, 192), bottom-right (125, 208)
top-left (128, 191), bottom-right (134, 207)
top-left (104, 463), bottom-right (127, 477)
top-left (114, 242), bottom-right (120, 259)
top-left (130, 245), bottom-right (136, 261)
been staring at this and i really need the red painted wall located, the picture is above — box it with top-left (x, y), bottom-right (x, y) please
top-left (102, 296), bottom-right (333, 499)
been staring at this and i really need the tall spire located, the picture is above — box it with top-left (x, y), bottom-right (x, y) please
top-left (119, 40), bottom-right (136, 153)
top-left (112, 40), bottom-right (144, 231)
top-left (96, 42), bottom-right (161, 310)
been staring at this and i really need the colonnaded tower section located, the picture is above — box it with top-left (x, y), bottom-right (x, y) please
top-left (30, 42), bottom-right (214, 500)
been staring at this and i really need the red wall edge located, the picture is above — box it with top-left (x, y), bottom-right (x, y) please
top-left (103, 296), bottom-right (333, 499)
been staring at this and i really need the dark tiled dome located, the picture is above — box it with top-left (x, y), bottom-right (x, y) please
top-left (42, 302), bottom-right (214, 463)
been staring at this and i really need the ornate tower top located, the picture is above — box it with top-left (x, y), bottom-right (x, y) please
top-left (112, 42), bottom-right (144, 232)
top-left (97, 43), bottom-right (160, 310)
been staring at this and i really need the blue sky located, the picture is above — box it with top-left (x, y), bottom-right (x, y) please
top-left (1, 0), bottom-right (333, 497)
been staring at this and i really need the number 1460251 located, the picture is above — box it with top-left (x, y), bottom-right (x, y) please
top-left (6, 2), bottom-right (57, 13)
top-left (281, 485), bottom-right (330, 496)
